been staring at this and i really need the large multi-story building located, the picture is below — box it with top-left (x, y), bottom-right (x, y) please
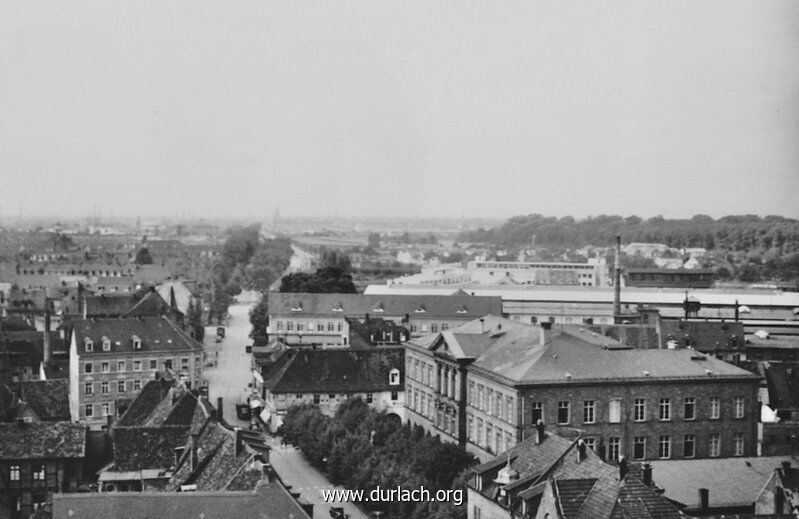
top-left (265, 292), bottom-right (502, 347)
top-left (68, 316), bottom-right (204, 429)
top-left (405, 318), bottom-right (761, 463)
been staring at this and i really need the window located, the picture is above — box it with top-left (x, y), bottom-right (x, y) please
top-left (486, 389), bottom-right (494, 415)
top-left (118, 381), bottom-right (126, 393)
top-left (557, 401), bottom-right (570, 424)
top-left (84, 362), bottom-right (93, 374)
top-left (133, 361), bottom-right (142, 372)
top-left (391, 391), bottom-right (398, 401)
top-left (287, 321), bottom-right (294, 331)
top-left (659, 398), bottom-right (671, 421)
top-left (117, 361), bottom-right (125, 372)
top-left (476, 418), bottom-right (484, 446)
top-left (85, 404), bottom-right (94, 418)
top-left (477, 386), bottom-right (484, 411)
top-left (101, 382), bottom-right (110, 394)
top-left (313, 394), bottom-right (320, 404)
top-left (295, 394), bottom-right (303, 399)
top-left (734, 397), bottom-right (745, 418)
top-left (316, 322), bottom-right (324, 332)
top-left (102, 402), bottom-right (111, 416)
top-left (584, 437), bottom-right (596, 452)
top-left (10, 465), bottom-right (20, 481)
top-left (181, 358), bottom-right (189, 369)
top-left (496, 393), bottom-right (503, 420)
top-left (583, 400), bottom-right (595, 424)
top-left (366, 393), bottom-right (374, 404)
top-left (150, 359), bottom-right (157, 370)
top-left (431, 323), bottom-right (438, 333)
top-left (329, 394), bottom-right (336, 400)
top-left (634, 399), bottom-right (646, 421)
top-left (102, 337), bottom-right (111, 351)
top-left (441, 323), bottom-right (449, 331)
top-left (486, 424), bottom-right (493, 452)
top-left (389, 369), bottom-right (400, 385)
top-left (297, 322), bottom-right (304, 332)
top-left (658, 435), bottom-right (671, 459)
top-left (734, 433), bottom-right (744, 456)
top-left (84, 382), bottom-right (93, 394)
top-left (608, 437), bottom-right (621, 462)
top-left (32, 464), bottom-right (45, 480)
top-left (133, 380), bottom-right (142, 391)
top-left (164, 359), bottom-right (172, 369)
top-left (709, 434), bottom-right (721, 457)
top-left (684, 397), bottom-right (696, 420)
top-left (506, 396), bottom-right (514, 423)
top-left (337, 322), bottom-right (343, 332)
top-left (684, 434), bottom-right (696, 458)
top-left (276, 321), bottom-right (284, 331)
top-left (101, 362), bottom-right (110, 373)
top-left (710, 397), bottom-right (720, 419)
top-left (608, 399), bottom-right (621, 423)
top-left (473, 505), bottom-right (481, 519)
top-left (469, 382), bottom-right (475, 405)
top-left (132, 335), bottom-right (141, 349)
top-left (633, 436), bottom-right (646, 460)
top-left (84, 339), bottom-right (94, 352)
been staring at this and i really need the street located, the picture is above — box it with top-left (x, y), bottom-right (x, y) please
top-left (203, 294), bottom-right (368, 519)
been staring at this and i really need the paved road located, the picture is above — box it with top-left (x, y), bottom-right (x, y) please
top-left (204, 294), bottom-right (368, 519)
top-left (204, 300), bottom-right (256, 427)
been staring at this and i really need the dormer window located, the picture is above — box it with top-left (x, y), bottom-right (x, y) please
top-left (414, 305), bottom-right (426, 313)
top-left (389, 368), bottom-right (400, 386)
top-left (333, 304), bottom-right (344, 312)
top-left (132, 335), bottom-right (142, 350)
top-left (457, 306), bottom-right (468, 314)
top-left (102, 336), bottom-right (111, 351)
top-left (373, 303), bottom-right (384, 313)
top-left (84, 338), bottom-right (94, 353)
top-left (291, 304), bottom-right (303, 312)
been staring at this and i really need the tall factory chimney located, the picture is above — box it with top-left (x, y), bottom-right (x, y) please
top-left (613, 236), bottom-right (622, 319)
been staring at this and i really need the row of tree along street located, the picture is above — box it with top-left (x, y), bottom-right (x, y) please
top-left (280, 399), bottom-right (476, 519)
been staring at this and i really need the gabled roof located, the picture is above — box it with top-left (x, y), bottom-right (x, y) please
top-left (10, 379), bottom-right (71, 421)
top-left (125, 289), bottom-right (182, 318)
top-left (267, 292), bottom-right (502, 319)
top-left (0, 421), bottom-right (86, 459)
top-left (408, 315), bottom-right (534, 361)
top-left (264, 348), bottom-right (404, 394)
top-left (84, 294), bottom-right (138, 317)
top-left (72, 316), bottom-right (202, 356)
top-left (762, 362), bottom-right (799, 409)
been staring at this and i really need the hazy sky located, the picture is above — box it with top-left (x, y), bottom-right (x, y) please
top-left (1, 1), bottom-right (798, 220)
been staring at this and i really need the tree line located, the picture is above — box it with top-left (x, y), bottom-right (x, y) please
top-left (280, 399), bottom-right (476, 519)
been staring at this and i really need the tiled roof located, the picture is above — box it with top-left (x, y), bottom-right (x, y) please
top-left (72, 316), bottom-right (202, 356)
top-left (267, 292), bottom-right (502, 319)
top-left (408, 316), bottom-right (537, 361)
top-left (84, 294), bottom-right (137, 317)
top-left (763, 362), bottom-right (799, 409)
top-left (0, 331), bottom-right (66, 357)
top-left (471, 327), bottom-right (760, 385)
top-left (264, 348), bottom-right (404, 394)
top-left (660, 319), bottom-right (745, 352)
top-left (52, 482), bottom-right (310, 519)
top-left (555, 478), bottom-right (597, 517)
top-left (650, 456), bottom-right (799, 509)
top-left (12, 379), bottom-right (71, 421)
top-left (0, 421), bottom-right (86, 459)
top-left (116, 378), bottom-right (175, 427)
top-left (125, 290), bottom-right (182, 318)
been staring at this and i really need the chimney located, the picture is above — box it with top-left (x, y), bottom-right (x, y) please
top-left (643, 463), bottom-right (652, 486)
top-left (576, 439), bottom-right (587, 463)
top-left (698, 488), bottom-right (709, 510)
top-left (217, 397), bottom-right (224, 422)
top-left (613, 236), bottom-right (622, 319)
top-left (480, 318), bottom-right (485, 333)
top-left (189, 433), bottom-right (199, 472)
top-left (43, 311), bottom-right (52, 364)
top-left (618, 456), bottom-right (628, 480)
top-left (535, 419), bottom-right (545, 444)
top-left (734, 300), bottom-right (739, 322)
top-left (781, 461), bottom-right (791, 473)
top-left (235, 429), bottom-right (245, 456)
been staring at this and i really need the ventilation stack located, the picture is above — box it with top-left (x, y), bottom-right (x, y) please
top-left (613, 236), bottom-right (622, 319)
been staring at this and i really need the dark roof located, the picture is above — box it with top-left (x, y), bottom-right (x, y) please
top-left (555, 478), bottom-right (598, 517)
top-left (116, 378), bottom-right (175, 426)
top-left (72, 316), bottom-right (202, 357)
top-left (660, 319), bottom-right (746, 352)
top-left (763, 362), bottom-right (799, 409)
top-left (0, 421), bottom-right (86, 459)
top-left (83, 294), bottom-right (137, 317)
top-left (268, 292), bottom-right (503, 319)
top-left (125, 289), bottom-right (183, 318)
top-left (52, 482), bottom-right (310, 519)
top-left (11, 379), bottom-right (71, 421)
top-left (264, 348), bottom-right (404, 394)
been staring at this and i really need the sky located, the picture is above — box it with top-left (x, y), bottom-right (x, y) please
top-left (0, 1), bottom-right (798, 221)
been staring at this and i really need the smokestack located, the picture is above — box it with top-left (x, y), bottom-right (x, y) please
top-left (698, 488), bottom-right (709, 510)
top-left (43, 310), bottom-right (52, 363)
top-left (613, 236), bottom-right (622, 319)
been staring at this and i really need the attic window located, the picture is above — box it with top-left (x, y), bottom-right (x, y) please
top-left (84, 338), bottom-right (94, 352)
top-left (333, 304), bottom-right (344, 312)
top-left (373, 305), bottom-right (385, 312)
top-left (414, 306), bottom-right (426, 313)
top-left (456, 306), bottom-right (468, 314)
top-left (132, 335), bottom-right (142, 349)
top-left (102, 336), bottom-right (111, 351)
top-left (389, 368), bottom-right (400, 385)
top-left (291, 305), bottom-right (303, 312)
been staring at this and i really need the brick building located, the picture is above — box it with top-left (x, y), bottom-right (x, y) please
top-left (405, 318), bottom-right (761, 463)
top-left (68, 316), bottom-right (204, 429)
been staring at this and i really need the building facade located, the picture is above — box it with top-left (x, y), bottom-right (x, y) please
top-left (68, 316), bottom-right (204, 429)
